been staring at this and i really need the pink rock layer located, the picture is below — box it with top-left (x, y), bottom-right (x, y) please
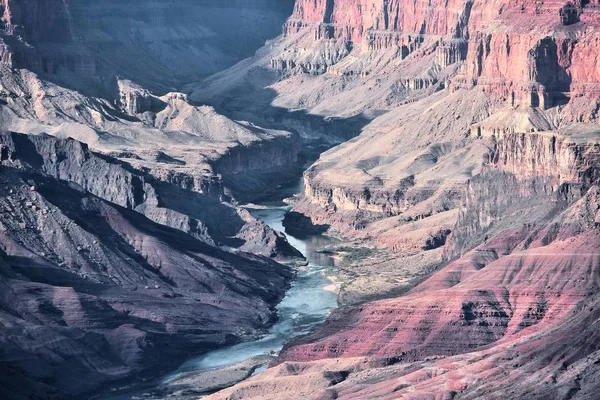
top-left (278, 0), bottom-right (600, 107)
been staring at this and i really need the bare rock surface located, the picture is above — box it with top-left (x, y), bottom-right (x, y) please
top-left (0, 131), bottom-right (296, 399)
top-left (205, 126), bottom-right (600, 400)
top-left (0, 0), bottom-right (295, 93)
top-left (189, 1), bottom-right (600, 398)
top-left (3, 0), bottom-right (600, 398)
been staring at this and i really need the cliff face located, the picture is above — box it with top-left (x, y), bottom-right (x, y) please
top-left (448, 130), bottom-right (600, 258)
top-left (251, 0), bottom-right (600, 251)
top-left (285, 0), bottom-right (471, 41)
top-left (0, 131), bottom-right (294, 399)
top-left (272, 0), bottom-right (600, 109)
top-left (0, 0), bottom-right (295, 93)
top-left (208, 115), bottom-right (600, 400)
top-left (458, 1), bottom-right (600, 108)
top-left (277, 125), bottom-right (600, 358)
top-left (0, 131), bottom-right (303, 259)
top-left (189, 2), bottom-right (600, 396)
top-left (0, 0), bottom-right (73, 42)
top-left (0, 0), bottom-right (95, 83)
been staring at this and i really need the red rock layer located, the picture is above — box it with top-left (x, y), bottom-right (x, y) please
top-left (276, 128), bottom-right (600, 374)
top-left (285, 0), bottom-right (471, 41)
top-left (278, 0), bottom-right (600, 107)
top-left (277, 230), bottom-right (600, 361)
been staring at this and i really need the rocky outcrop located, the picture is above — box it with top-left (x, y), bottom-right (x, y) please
top-left (0, 132), bottom-right (304, 260)
top-left (448, 130), bottom-right (600, 258)
top-left (0, 61), bottom-right (305, 205)
top-left (270, 0), bottom-right (600, 112)
top-left (211, 134), bottom-right (301, 201)
top-left (0, 132), bottom-right (294, 399)
top-left (285, 89), bottom-right (498, 249)
top-left (118, 79), bottom-right (166, 116)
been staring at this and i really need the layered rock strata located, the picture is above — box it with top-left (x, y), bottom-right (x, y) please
top-left (273, 0), bottom-right (600, 108)
top-left (0, 131), bottom-right (295, 399)
top-left (0, 0), bottom-right (295, 93)
top-left (0, 131), bottom-right (303, 260)
top-left (206, 115), bottom-right (600, 400)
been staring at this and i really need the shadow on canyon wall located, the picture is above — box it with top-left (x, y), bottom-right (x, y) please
top-left (6, 0), bottom-right (296, 98)
top-left (195, 82), bottom-right (372, 163)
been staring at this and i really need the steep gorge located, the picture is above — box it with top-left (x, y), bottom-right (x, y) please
top-left (1, 0), bottom-right (600, 398)
top-left (188, 0), bottom-right (600, 398)
top-left (0, 132), bottom-right (298, 399)
top-left (207, 110), bottom-right (600, 400)
top-left (256, 0), bottom-right (600, 253)
top-left (0, 0), bottom-right (296, 94)
top-left (0, 2), bottom-right (309, 398)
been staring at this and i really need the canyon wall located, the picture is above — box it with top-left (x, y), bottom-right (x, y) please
top-left (259, 0), bottom-right (600, 250)
top-left (189, 2), bottom-right (600, 397)
top-left (0, 131), bottom-right (295, 399)
top-left (272, 0), bottom-right (600, 108)
top-left (448, 130), bottom-right (600, 258)
top-left (278, 125), bottom-right (600, 360)
top-left (0, 0), bottom-right (295, 93)
top-left (0, 3), bottom-right (315, 396)
top-left (1, 0), bottom-right (600, 398)
top-left (208, 114), bottom-right (600, 400)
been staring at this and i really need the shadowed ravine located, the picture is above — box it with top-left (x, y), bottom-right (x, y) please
top-left (101, 181), bottom-right (339, 399)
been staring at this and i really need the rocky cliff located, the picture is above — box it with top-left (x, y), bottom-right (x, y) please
top-left (0, 3), bottom-right (318, 396)
top-left (3, 0), bottom-right (600, 398)
top-left (238, 0), bottom-right (600, 248)
top-left (277, 119), bottom-right (600, 350)
top-left (207, 109), bottom-right (600, 400)
top-left (196, 0), bottom-right (600, 116)
top-left (276, 0), bottom-right (600, 107)
top-left (0, 0), bottom-right (295, 94)
top-left (0, 131), bottom-right (296, 399)
top-left (187, 1), bottom-right (600, 398)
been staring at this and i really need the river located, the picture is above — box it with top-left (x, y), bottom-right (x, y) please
top-left (103, 185), bottom-right (339, 399)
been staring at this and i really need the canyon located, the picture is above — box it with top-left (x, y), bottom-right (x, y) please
top-left (195, 0), bottom-right (600, 398)
top-left (1, 0), bottom-right (600, 399)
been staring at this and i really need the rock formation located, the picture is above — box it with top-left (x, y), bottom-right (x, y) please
top-left (0, 131), bottom-right (297, 399)
top-left (192, 0), bottom-right (600, 255)
top-left (204, 115), bottom-right (600, 400)
top-left (0, 2), bottom-right (314, 397)
top-left (0, 0), bottom-right (295, 94)
top-left (2, 0), bottom-right (600, 398)
top-left (186, 0), bottom-right (600, 398)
